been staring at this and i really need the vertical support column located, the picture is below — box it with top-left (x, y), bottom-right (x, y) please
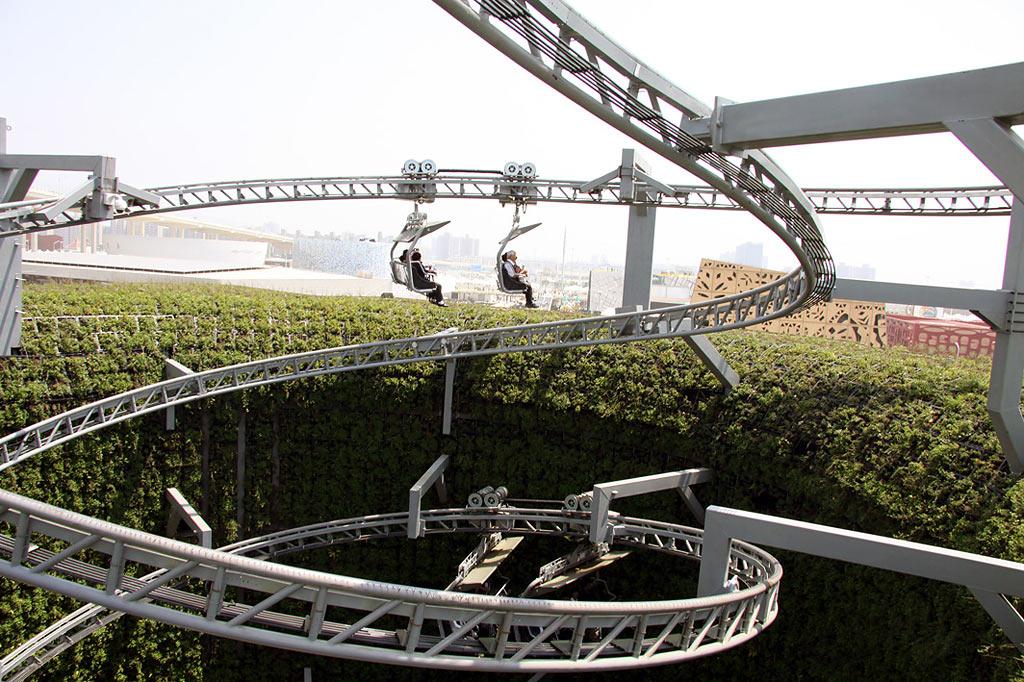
top-left (947, 118), bottom-right (1024, 474)
top-left (163, 358), bottom-right (194, 431)
top-left (0, 236), bottom-right (21, 356)
top-left (271, 408), bottom-right (281, 529)
top-left (988, 201), bottom-right (1024, 474)
top-left (236, 408), bottom-right (246, 528)
top-left (200, 407), bottom-right (211, 517)
top-left (443, 358), bottom-right (456, 435)
top-left (620, 148), bottom-right (656, 310)
top-left (622, 203), bottom-right (656, 309)
top-left (1, 117), bottom-right (24, 357)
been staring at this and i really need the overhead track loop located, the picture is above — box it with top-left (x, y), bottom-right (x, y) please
top-left (434, 0), bottom-right (835, 306)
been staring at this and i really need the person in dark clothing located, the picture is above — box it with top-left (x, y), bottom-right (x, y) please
top-left (501, 250), bottom-right (538, 308)
top-left (410, 250), bottom-right (447, 307)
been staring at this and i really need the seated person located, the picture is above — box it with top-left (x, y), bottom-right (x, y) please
top-left (501, 250), bottom-right (538, 308)
top-left (410, 250), bottom-right (447, 307)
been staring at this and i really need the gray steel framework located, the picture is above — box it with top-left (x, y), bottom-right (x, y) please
top-left (0, 289), bottom-right (805, 470)
top-left (0, 174), bottom-right (1010, 239)
top-left (2, 0), bottom-right (1024, 675)
top-left (696, 507), bottom-right (1024, 653)
top-left (0, 489), bottom-right (783, 673)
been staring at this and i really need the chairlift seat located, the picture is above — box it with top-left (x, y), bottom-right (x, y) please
top-left (495, 220), bottom-right (542, 294)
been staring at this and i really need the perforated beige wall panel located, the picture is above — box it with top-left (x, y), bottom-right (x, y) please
top-left (694, 259), bottom-right (887, 347)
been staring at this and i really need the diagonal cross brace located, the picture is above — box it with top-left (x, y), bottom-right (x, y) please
top-left (164, 487), bottom-right (212, 549)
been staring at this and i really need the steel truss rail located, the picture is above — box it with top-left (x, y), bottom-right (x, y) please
top-left (5, 0), bottom-right (1008, 675)
top-left (0, 177), bottom-right (1011, 237)
top-left (432, 0), bottom-right (833, 308)
top-left (0, 496), bottom-right (781, 673)
top-left (0, 277), bottom-right (802, 470)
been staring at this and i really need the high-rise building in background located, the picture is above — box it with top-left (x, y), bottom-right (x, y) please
top-left (719, 241), bottom-right (764, 268)
top-left (733, 242), bottom-right (764, 268)
top-left (293, 235), bottom-right (389, 279)
top-left (835, 262), bottom-right (877, 280)
top-left (433, 232), bottom-right (481, 260)
top-left (587, 267), bottom-right (624, 312)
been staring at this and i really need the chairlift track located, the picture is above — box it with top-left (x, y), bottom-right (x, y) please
top-left (1, 0), bottom-right (1008, 676)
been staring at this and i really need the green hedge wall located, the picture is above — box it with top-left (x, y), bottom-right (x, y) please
top-left (1, 282), bottom-right (1022, 681)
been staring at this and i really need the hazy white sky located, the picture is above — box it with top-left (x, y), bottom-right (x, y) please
top-left (3, 0), bottom-right (1022, 287)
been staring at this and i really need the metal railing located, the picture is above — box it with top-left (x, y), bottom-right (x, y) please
top-left (0, 270), bottom-right (803, 470)
top-left (0, 493), bottom-right (781, 673)
top-left (1, 177), bottom-right (1010, 238)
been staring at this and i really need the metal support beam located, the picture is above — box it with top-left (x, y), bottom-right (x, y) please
top-left (832, 278), bottom-right (1010, 330)
top-left (986, 203), bottom-right (1024, 474)
top-left (163, 359), bottom-right (194, 431)
top-left (620, 150), bottom-right (657, 309)
top-left (589, 468), bottom-right (712, 543)
top-left (407, 455), bottom-right (450, 539)
top-left (236, 409), bottom-right (246, 527)
top-left (697, 506), bottom-right (1024, 651)
top-left (989, 331), bottom-right (1024, 474)
top-left (1, 169), bottom-right (37, 205)
top-left (622, 204), bottom-right (656, 309)
top-left (970, 588), bottom-right (1024, 652)
top-left (946, 117), bottom-right (1024, 203)
top-left (678, 486), bottom-right (706, 525)
top-left (164, 487), bottom-right (212, 549)
top-left (679, 319), bottom-right (739, 391)
top-left (702, 62), bottom-right (1024, 150)
top-left (0, 236), bottom-right (21, 356)
top-left (948, 119), bottom-right (1024, 473)
top-left (0, 154), bottom-right (115, 175)
top-left (443, 358), bottom-right (456, 435)
top-left (0, 119), bottom-right (23, 357)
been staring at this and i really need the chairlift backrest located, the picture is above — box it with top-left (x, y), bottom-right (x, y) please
top-left (390, 259), bottom-right (410, 287)
top-left (390, 216), bottom-right (451, 295)
top-left (495, 221), bottom-right (542, 294)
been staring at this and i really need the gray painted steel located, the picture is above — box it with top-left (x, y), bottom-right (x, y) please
top-left (988, 203), bottom-right (1024, 474)
top-left (3, 0), bottom-right (1024, 674)
top-left (947, 120), bottom-right (1024, 473)
top-left (164, 488), bottom-right (212, 549)
top-left (5, 175), bottom-right (1008, 239)
top-left (163, 358), bottom-right (194, 431)
top-left (619, 149), bottom-right (659, 309)
top-left (696, 506), bottom-right (1024, 652)
top-left (443, 359), bottom-right (456, 434)
top-left (588, 468), bottom-right (713, 543)
top-left (702, 62), bottom-right (1024, 149)
top-left (407, 455), bottom-right (450, 539)
top-left (0, 490), bottom-right (782, 672)
top-left (0, 236), bottom-right (20, 354)
top-left (680, 327), bottom-right (740, 392)
top-left (831, 278), bottom-right (1011, 328)
top-left (622, 203), bottom-right (656, 309)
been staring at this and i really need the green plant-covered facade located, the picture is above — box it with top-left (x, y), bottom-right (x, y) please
top-left (1, 283), bottom-right (1022, 680)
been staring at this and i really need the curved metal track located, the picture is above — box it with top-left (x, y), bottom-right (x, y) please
top-left (2, 292), bottom-right (801, 471)
top-left (0, 497), bottom-right (782, 673)
top-left (432, 0), bottom-right (833, 308)
top-left (0, 0), bottom-right (839, 675)
top-left (0, 177), bottom-right (1011, 237)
